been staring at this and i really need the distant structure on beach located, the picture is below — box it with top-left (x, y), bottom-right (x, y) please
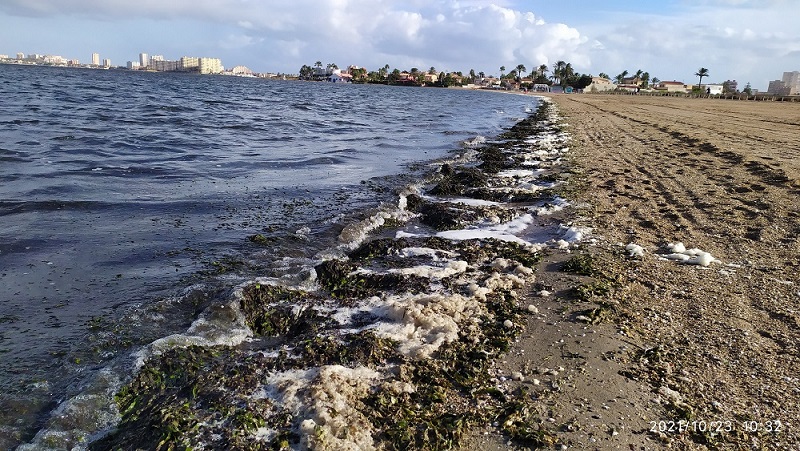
top-left (127, 53), bottom-right (224, 75)
top-left (584, 77), bottom-right (615, 92)
top-left (767, 71), bottom-right (800, 95)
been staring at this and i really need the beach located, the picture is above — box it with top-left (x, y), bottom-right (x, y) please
top-left (7, 69), bottom-right (798, 448)
top-left (464, 94), bottom-right (800, 449)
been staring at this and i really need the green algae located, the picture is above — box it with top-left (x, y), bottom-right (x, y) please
top-left (240, 284), bottom-right (330, 338)
top-left (561, 253), bottom-right (596, 276)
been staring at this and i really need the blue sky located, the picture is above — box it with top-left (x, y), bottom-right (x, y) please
top-left (1, 0), bottom-right (797, 90)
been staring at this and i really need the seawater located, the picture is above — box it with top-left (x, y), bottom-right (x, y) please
top-left (0, 64), bottom-right (539, 448)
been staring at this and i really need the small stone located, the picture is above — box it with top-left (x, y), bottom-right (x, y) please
top-left (512, 371), bottom-right (524, 381)
top-left (538, 290), bottom-right (552, 297)
top-left (527, 304), bottom-right (539, 314)
top-left (532, 378), bottom-right (541, 386)
top-left (503, 319), bottom-right (514, 329)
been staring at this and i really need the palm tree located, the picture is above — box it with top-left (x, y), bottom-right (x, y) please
top-left (695, 67), bottom-right (709, 89)
top-left (598, 72), bottom-right (610, 80)
top-left (641, 72), bottom-right (650, 88)
top-left (652, 77), bottom-right (660, 86)
top-left (551, 61), bottom-right (566, 85)
top-left (562, 63), bottom-right (574, 87)
top-left (500, 66), bottom-right (506, 78)
top-left (515, 64), bottom-right (526, 82)
top-left (615, 70), bottom-right (629, 84)
top-left (538, 64), bottom-right (548, 76)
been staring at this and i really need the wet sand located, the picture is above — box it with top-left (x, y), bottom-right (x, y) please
top-left (464, 94), bottom-right (800, 449)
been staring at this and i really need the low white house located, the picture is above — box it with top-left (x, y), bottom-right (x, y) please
top-left (656, 81), bottom-right (688, 93)
top-left (705, 84), bottom-right (723, 95)
top-left (328, 70), bottom-right (352, 83)
top-left (585, 77), bottom-right (615, 92)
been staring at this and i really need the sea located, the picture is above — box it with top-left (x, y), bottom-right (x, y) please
top-left (0, 64), bottom-right (541, 448)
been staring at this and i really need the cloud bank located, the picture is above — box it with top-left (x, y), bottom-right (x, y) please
top-left (1, 0), bottom-right (797, 88)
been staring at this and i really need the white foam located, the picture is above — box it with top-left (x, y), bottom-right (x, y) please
top-left (369, 291), bottom-right (481, 359)
top-left (661, 242), bottom-right (720, 266)
top-left (398, 247), bottom-right (456, 260)
top-left (463, 135), bottom-right (487, 148)
top-left (497, 169), bottom-right (543, 178)
top-left (625, 243), bottom-right (645, 257)
top-left (259, 365), bottom-right (383, 450)
top-left (532, 197), bottom-right (570, 216)
top-left (436, 229), bottom-right (529, 245)
top-left (133, 294), bottom-right (252, 369)
top-left (560, 225), bottom-right (592, 243)
top-left (387, 260), bottom-right (469, 280)
top-left (337, 195), bottom-right (418, 250)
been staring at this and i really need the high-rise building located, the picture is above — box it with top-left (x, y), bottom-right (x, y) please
top-left (768, 71), bottom-right (800, 96)
top-left (179, 56), bottom-right (199, 71)
top-left (783, 71), bottom-right (800, 95)
top-left (103, 59), bottom-right (112, 68)
top-left (199, 57), bottom-right (223, 74)
top-left (92, 52), bottom-right (100, 66)
top-left (139, 53), bottom-right (149, 68)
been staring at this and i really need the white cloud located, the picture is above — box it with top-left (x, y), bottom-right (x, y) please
top-left (1, 0), bottom-right (796, 88)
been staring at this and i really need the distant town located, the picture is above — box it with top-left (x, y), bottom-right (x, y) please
top-left (0, 51), bottom-right (287, 79)
top-left (1, 50), bottom-right (798, 97)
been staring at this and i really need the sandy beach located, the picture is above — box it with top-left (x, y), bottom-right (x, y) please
top-left (464, 94), bottom-right (800, 449)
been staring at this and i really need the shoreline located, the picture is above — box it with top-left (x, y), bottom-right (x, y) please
top-left (56, 99), bottom-right (579, 450)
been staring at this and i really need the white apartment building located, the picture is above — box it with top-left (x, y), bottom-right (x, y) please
top-left (179, 56), bottom-right (199, 71)
top-left (42, 55), bottom-right (67, 65)
top-left (198, 57), bottom-right (223, 74)
top-left (152, 60), bottom-right (180, 72)
top-left (92, 53), bottom-right (100, 66)
top-left (139, 53), bottom-right (149, 68)
top-left (103, 59), bottom-right (112, 68)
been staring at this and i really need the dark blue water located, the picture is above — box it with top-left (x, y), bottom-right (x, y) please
top-left (0, 64), bottom-right (538, 448)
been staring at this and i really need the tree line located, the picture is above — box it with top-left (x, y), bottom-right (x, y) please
top-left (297, 61), bottom-right (739, 93)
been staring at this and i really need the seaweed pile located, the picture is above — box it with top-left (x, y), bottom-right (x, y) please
top-left (90, 100), bottom-right (575, 450)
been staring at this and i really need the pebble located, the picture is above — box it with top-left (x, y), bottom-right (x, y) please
top-left (503, 319), bottom-right (514, 329)
top-left (527, 304), bottom-right (539, 314)
top-left (512, 371), bottom-right (524, 381)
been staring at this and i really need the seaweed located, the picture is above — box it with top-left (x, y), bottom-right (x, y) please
top-left (94, 101), bottom-right (565, 451)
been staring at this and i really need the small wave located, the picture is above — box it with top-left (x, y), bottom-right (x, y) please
top-left (462, 135), bottom-right (487, 148)
top-left (0, 199), bottom-right (116, 215)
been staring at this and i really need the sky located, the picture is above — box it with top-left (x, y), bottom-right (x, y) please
top-left (1, 0), bottom-right (797, 90)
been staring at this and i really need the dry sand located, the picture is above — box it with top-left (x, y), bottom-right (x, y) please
top-left (463, 95), bottom-right (799, 450)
